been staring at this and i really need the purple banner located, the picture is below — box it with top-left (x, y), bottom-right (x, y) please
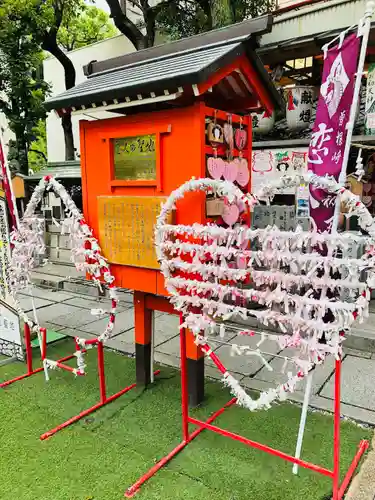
top-left (308, 33), bottom-right (360, 232)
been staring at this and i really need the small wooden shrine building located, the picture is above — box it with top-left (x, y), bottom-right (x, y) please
top-left (45, 15), bottom-right (281, 405)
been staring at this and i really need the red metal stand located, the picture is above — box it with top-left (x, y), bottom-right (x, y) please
top-left (0, 324), bottom-right (78, 387)
top-left (0, 324), bottom-right (160, 440)
top-left (125, 321), bottom-right (369, 499)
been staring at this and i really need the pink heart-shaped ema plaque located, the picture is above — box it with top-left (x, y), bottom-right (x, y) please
top-left (222, 203), bottom-right (239, 226)
top-left (223, 161), bottom-right (238, 182)
top-left (223, 123), bottom-right (234, 149)
top-left (235, 129), bottom-right (247, 150)
top-left (207, 157), bottom-right (225, 180)
top-left (236, 158), bottom-right (249, 187)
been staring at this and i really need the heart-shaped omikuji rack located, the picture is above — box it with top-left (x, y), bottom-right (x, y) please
top-left (9, 176), bottom-right (118, 354)
top-left (155, 174), bottom-right (375, 411)
top-left (2, 175), bottom-right (145, 444)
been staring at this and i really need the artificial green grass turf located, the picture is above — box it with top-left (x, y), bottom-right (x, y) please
top-left (0, 340), bottom-right (371, 500)
top-left (30, 329), bottom-right (67, 348)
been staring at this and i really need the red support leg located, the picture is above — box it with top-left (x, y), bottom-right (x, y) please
top-left (0, 352), bottom-right (79, 388)
top-left (41, 327), bottom-right (47, 361)
top-left (124, 326), bottom-right (369, 498)
top-left (180, 316), bottom-right (189, 442)
top-left (97, 342), bottom-right (107, 403)
top-left (54, 361), bottom-right (85, 375)
top-left (40, 369), bottom-right (161, 441)
top-left (333, 358), bottom-right (341, 500)
top-left (338, 440), bottom-right (369, 499)
top-left (24, 323), bottom-right (33, 374)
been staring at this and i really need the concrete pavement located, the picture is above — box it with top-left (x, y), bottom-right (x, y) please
top-left (17, 283), bottom-right (375, 426)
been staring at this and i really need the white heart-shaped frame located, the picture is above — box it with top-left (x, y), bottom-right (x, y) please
top-left (9, 176), bottom-right (118, 347)
top-left (155, 174), bottom-right (375, 411)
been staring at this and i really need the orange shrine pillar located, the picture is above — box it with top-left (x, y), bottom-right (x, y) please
top-left (134, 290), bottom-right (205, 405)
top-left (185, 330), bottom-right (205, 406)
top-left (134, 291), bottom-right (153, 386)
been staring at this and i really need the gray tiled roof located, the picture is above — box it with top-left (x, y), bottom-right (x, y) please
top-left (45, 42), bottom-right (243, 111)
top-left (27, 162), bottom-right (81, 180)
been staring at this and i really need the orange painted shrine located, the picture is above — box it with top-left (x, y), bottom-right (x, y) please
top-left (45, 18), bottom-right (280, 403)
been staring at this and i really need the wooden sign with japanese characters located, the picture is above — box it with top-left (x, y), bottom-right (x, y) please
top-left (0, 300), bottom-right (23, 361)
top-left (98, 196), bottom-right (172, 269)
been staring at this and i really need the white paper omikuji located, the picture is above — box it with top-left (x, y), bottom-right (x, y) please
top-left (9, 176), bottom-right (119, 372)
top-left (155, 174), bottom-right (375, 412)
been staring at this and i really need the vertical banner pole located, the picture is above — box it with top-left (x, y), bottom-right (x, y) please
top-left (292, 371), bottom-right (313, 474)
top-left (332, 1), bottom-right (374, 230)
top-left (294, 1), bottom-right (374, 472)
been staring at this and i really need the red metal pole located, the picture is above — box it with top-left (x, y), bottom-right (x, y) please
top-left (54, 361), bottom-right (85, 375)
top-left (333, 358), bottom-right (341, 500)
top-left (124, 397), bottom-right (237, 497)
top-left (41, 328), bottom-right (47, 361)
top-left (97, 342), bottom-right (106, 403)
top-left (0, 352), bottom-right (79, 388)
top-left (40, 369), bottom-right (161, 440)
top-left (74, 337), bottom-right (80, 351)
top-left (83, 338), bottom-right (99, 346)
top-left (179, 314), bottom-right (189, 442)
top-left (188, 417), bottom-right (333, 477)
top-left (24, 323), bottom-right (33, 374)
top-left (338, 440), bottom-right (369, 499)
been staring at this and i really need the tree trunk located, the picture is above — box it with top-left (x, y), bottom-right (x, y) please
top-left (61, 114), bottom-right (75, 162)
top-left (106, 0), bottom-right (147, 50)
top-left (16, 133), bottom-right (29, 176)
top-left (210, 0), bottom-right (233, 28)
top-left (43, 34), bottom-right (76, 160)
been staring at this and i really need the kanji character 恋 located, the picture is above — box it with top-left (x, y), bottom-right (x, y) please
top-left (308, 123), bottom-right (333, 165)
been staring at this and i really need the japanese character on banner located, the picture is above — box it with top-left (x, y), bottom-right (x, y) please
top-left (308, 33), bottom-right (360, 233)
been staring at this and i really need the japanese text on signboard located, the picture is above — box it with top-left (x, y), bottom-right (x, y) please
top-left (113, 134), bottom-right (156, 181)
top-left (98, 196), bottom-right (172, 269)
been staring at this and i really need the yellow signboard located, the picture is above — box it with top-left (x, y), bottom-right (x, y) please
top-left (98, 196), bottom-right (170, 269)
top-left (113, 134), bottom-right (156, 181)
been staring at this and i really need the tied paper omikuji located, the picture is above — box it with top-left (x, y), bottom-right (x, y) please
top-left (155, 174), bottom-right (375, 411)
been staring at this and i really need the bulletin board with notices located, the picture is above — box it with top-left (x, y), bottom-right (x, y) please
top-left (251, 147), bottom-right (310, 231)
top-left (98, 196), bottom-right (172, 270)
top-left (251, 148), bottom-right (308, 194)
top-left (0, 300), bottom-right (23, 361)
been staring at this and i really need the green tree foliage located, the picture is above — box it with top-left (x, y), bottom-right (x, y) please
top-left (0, 0), bottom-right (50, 174)
top-left (156, 0), bottom-right (276, 40)
top-left (28, 119), bottom-right (47, 173)
top-left (38, 0), bottom-right (117, 161)
top-left (57, 3), bottom-right (118, 52)
top-left (0, 0), bottom-right (117, 170)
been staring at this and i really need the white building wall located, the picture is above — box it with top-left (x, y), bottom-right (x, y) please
top-left (0, 109), bottom-right (14, 161)
top-left (262, 0), bottom-right (375, 46)
top-left (44, 34), bottom-right (136, 162)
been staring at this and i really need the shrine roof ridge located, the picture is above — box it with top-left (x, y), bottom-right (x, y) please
top-left (83, 15), bottom-right (273, 78)
top-left (44, 14), bottom-right (282, 114)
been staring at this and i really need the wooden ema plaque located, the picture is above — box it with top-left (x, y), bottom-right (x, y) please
top-left (98, 196), bottom-right (170, 269)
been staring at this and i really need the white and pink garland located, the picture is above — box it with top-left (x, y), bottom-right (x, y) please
top-left (9, 176), bottom-right (118, 373)
top-left (155, 174), bottom-right (375, 411)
